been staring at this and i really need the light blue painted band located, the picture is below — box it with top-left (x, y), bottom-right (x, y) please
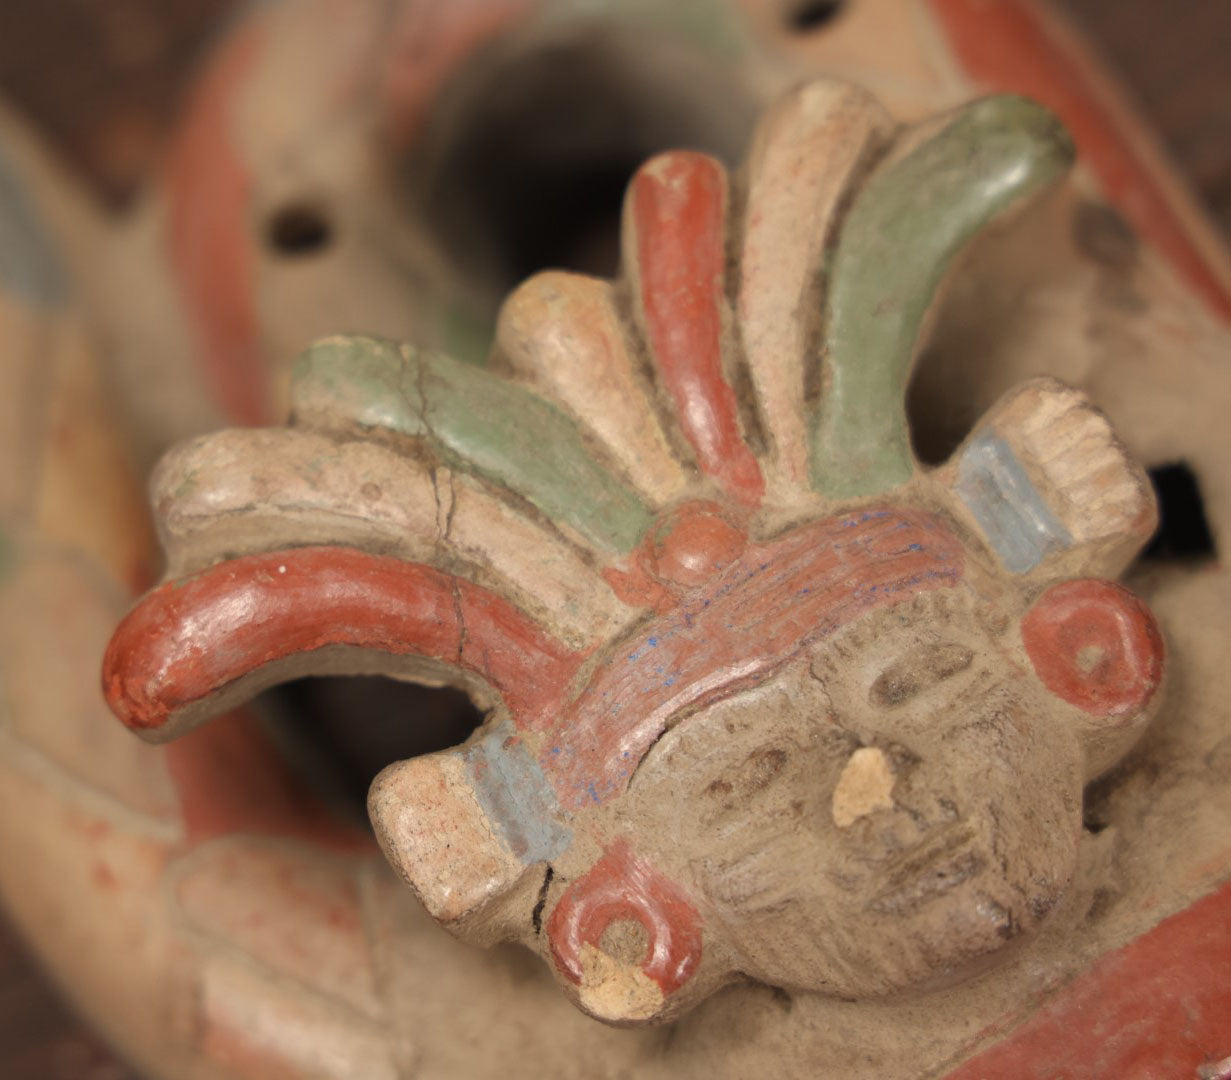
top-left (465, 726), bottom-right (571, 864)
top-left (956, 432), bottom-right (1072, 573)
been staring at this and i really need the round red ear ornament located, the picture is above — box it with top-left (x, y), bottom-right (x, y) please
top-left (1022, 578), bottom-right (1164, 716)
top-left (546, 841), bottom-right (704, 1020)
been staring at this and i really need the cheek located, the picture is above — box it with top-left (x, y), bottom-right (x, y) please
top-left (936, 702), bottom-right (1085, 883)
top-left (953, 701), bottom-right (1084, 804)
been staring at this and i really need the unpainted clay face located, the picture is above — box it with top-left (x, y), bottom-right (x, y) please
top-left (631, 581), bottom-right (1085, 998)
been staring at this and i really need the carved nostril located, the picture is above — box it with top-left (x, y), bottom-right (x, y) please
top-left (832, 747), bottom-right (896, 827)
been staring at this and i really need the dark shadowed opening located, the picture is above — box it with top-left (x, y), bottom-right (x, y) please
top-left (905, 344), bottom-right (991, 466)
top-left (266, 201), bottom-right (334, 257)
top-left (411, 25), bottom-right (757, 309)
top-left (1141, 462), bottom-right (1217, 563)
top-left (787, 0), bottom-right (848, 33)
top-left (261, 678), bottom-right (484, 824)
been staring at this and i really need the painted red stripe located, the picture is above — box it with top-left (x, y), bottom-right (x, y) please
top-left (164, 19), bottom-right (269, 425)
top-left (944, 878), bottom-right (1231, 1079)
top-left (123, 542), bottom-right (363, 850)
top-left (631, 152), bottom-right (766, 505)
top-left (930, 0), bottom-right (1231, 323)
top-left (543, 508), bottom-right (964, 808)
top-left (102, 547), bottom-right (579, 736)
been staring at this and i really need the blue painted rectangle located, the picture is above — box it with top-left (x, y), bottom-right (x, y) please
top-left (956, 432), bottom-right (1072, 573)
top-left (465, 725), bottom-right (571, 864)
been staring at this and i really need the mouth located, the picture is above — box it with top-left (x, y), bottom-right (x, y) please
top-left (865, 823), bottom-right (985, 916)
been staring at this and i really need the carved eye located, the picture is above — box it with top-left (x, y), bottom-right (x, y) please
top-left (870, 642), bottom-right (974, 707)
top-left (1022, 579), bottom-right (1164, 716)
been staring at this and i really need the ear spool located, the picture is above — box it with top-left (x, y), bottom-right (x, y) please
top-left (943, 377), bottom-right (1165, 776)
top-left (1021, 578), bottom-right (1165, 778)
top-left (545, 841), bottom-right (705, 1024)
top-left (1022, 578), bottom-right (1164, 715)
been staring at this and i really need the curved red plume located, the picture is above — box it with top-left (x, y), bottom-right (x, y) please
top-left (103, 546), bottom-right (581, 739)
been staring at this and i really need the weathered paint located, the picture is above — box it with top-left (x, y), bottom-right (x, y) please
top-left (811, 96), bottom-right (1073, 499)
top-left (960, 378), bottom-right (1159, 580)
top-left (547, 840), bottom-right (703, 996)
top-left (464, 725), bottom-right (571, 863)
top-left (955, 432), bottom-right (1072, 573)
top-left (497, 272), bottom-right (690, 507)
top-left (944, 878), bottom-right (1231, 1079)
top-left (174, 839), bottom-right (379, 1017)
top-left (630, 153), bottom-right (765, 507)
top-left (196, 955), bottom-right (402, 1080)
top-left (544, 508), bottom-right (965, 808)
top-left (930, 0), bottom-right (1231, 324)
top-left (293, 336), bottom-right (655, 553)
top-left (1022, 578), bottom-right (1163, 716)
top-left (164, 16), bottom-right (269, 425)
top-left (599, 561), bottom-right (674, 615)
top-left (102, 546), bottom-right (581, 737)
top-left (369, 752), bottom-right (530, 926)
top-left (0, 140), bottom-right (67, 305)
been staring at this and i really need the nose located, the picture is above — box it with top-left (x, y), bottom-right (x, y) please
top-left (832, 746), bottom-right (896, 827)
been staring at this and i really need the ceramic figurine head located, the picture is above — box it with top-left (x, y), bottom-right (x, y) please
top-left (104, 81), bottom-right (1165, 1024)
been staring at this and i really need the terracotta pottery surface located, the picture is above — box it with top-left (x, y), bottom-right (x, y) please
top-left (0, 2), bottom-right (1229, 1078)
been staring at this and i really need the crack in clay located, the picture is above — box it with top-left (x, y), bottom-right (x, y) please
top-left (531, 866), bottom-right (554, 935)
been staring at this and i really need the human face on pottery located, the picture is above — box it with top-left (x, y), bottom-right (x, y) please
top-left (803, 590), bottom-right (1084, 996)
top-left (637, 583), bottom-right (1085, 1000)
